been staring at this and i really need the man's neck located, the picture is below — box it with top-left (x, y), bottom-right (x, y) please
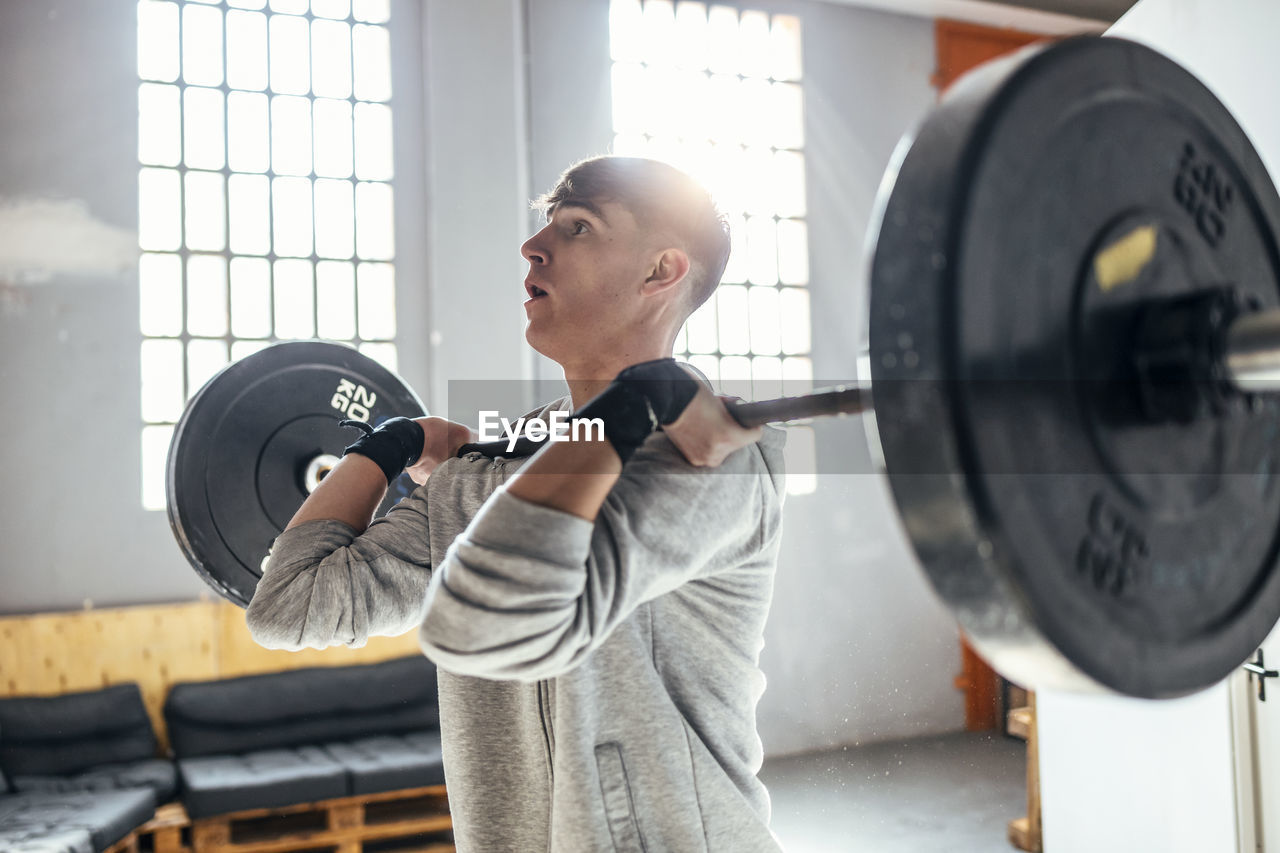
top-left (562, 347), bottom-right (671, 409)
top-left (566, 377), bottom-right (613, 410)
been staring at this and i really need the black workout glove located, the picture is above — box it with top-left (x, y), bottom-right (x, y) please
top-left (339, 416), bottom-right (424, 484)
top-left (573, 358), bottom-right (700, 463)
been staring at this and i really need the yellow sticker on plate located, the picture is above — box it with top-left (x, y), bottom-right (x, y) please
top-left (1094, 224), bottom-right (1158, 292)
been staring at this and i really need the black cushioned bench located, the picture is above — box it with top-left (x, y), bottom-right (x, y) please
top-left (0, 683), bottom-right (177, 803)
top-left (0, 684), bottom-right (171, 852)
top-left (164, 655), bottom-right (445, 819)
top-left (0, 788), bottom-right (155, 853)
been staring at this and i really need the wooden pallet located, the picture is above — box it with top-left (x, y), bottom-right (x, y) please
top-left (105, 833), bottom-right (141, 853)
top-left (1006, 694), bottom-right (1042, 853)
top-left (136, 787), bottom-right (454, 853)
top-left (138, 802), bottom-right (192, 853)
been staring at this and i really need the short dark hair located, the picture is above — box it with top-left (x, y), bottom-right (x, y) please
top-left (532, 156), bottom-right (730, 315)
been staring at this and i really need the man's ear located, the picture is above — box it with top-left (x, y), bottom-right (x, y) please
top-left (642, 248), bottom-right (691, 296)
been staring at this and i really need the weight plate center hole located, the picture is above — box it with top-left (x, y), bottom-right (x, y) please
top-left (304, 454), bottom-right (342, 494)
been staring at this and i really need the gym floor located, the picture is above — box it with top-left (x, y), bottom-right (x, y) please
top-left (762, 731), bottom-right (1027, 852)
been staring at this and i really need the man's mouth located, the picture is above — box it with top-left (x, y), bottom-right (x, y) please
top-left (526, 282), bottom-right (548, 299)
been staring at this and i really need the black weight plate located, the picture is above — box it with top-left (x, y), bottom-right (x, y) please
top-left (167, 341), bottom-right (426, 607)
top-left (867, 37), bottom-right (1280, 697)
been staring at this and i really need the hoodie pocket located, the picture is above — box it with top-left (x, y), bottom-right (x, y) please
top-left (595, 742), bottom-right (647, 853)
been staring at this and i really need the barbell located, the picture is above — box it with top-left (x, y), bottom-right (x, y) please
top-left (167, 36), bottom-right (1280, 700)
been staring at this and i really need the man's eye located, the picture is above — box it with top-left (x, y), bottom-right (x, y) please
top-left (572, 221), bottom-right (588, 235)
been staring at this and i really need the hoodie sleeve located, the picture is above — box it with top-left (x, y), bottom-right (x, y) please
top-left (244, 485), bottom-right (434, 651)
top-left (417, 430), bottom-right (785, 680)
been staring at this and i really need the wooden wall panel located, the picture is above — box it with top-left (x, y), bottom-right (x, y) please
top-left (0, 600), bottom-right (422, 750)
top-left (933, 18), bottom-right (1047, 93)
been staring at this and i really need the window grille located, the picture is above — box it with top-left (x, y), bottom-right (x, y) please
top-left (136, 0), bottom-right (398, 509)
top-left (609, 0), bottom-right (816, 493)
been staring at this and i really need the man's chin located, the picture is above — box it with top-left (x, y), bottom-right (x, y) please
top-left (524, 324), bottom-right (555, 360)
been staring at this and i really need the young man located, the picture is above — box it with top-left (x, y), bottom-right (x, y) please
top-left (247, 156), bottom-right (788, 851)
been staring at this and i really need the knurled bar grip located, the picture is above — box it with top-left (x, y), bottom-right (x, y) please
top-left (727, 386), bottom-right (872, 428)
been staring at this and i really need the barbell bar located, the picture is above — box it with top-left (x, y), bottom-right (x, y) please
top-left (729, 300), bottom-right (1280, 427)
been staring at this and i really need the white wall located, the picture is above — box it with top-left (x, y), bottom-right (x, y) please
top-left (421, 0), bottom-right (541, 421)
top-left (1039, 684), bottom-right (1241, 853)
top-left (1036, 1), bottom-right (1280, 850)
top-left (0, 0), bottom-right (202, 611)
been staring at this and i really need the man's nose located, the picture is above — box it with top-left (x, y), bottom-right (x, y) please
top-left (521, 232), bottom-right (548, 265)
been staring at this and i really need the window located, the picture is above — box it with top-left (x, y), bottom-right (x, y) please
top-left (136, 0), bottom-right (398, 509)
top-left (609, 0), bottom-right (815, 493)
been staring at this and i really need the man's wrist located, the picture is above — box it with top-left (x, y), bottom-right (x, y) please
top-left (340, 417), bottom-right (424, 484)
top-left (614, 358), bottom-right (700, 424)
top-left (572, 358), bottom-right (699, 463)
top-left (573, 381), bottom-right (652, 463)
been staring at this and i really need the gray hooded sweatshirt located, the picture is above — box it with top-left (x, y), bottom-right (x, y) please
top-left (246, 399), bottom-right (787, 852)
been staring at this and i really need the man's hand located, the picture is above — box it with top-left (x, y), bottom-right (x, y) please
top-left (406, 417), bottom-right (477, 485)
top-left (663, 385), bottom-right (763, 467)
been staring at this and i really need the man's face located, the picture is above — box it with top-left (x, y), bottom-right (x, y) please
top-left (520, 198), bottom-right (654, 365)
